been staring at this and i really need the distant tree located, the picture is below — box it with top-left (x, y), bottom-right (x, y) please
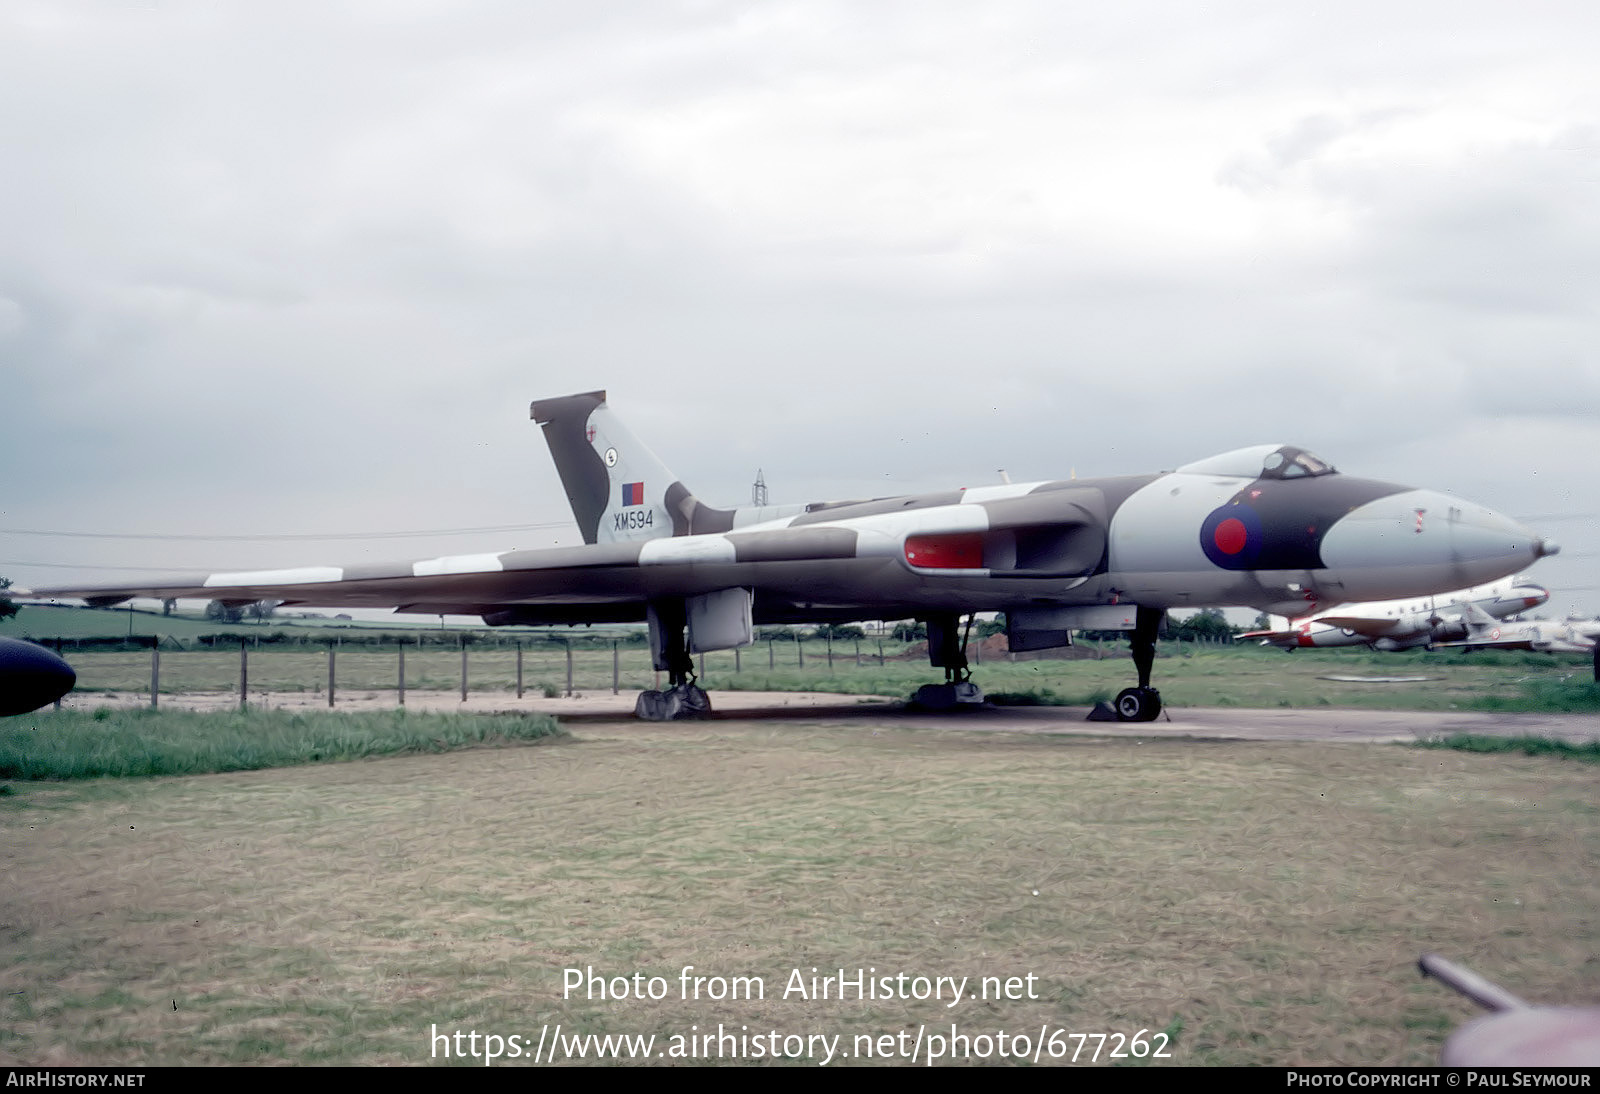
top-left (247, 599), bottom-right (280, 623)
top-left (812, 623), bottom-right (865, 640)
top-left (892, 621), bottom-right (928, 642)
top-left (1168, 608), bottom-right (1237, 642)
top-left (162, 599), bottom-right (177, 616)
top-left (1078, 629), bottom-right (1128, 643)
top-left (0, 577), bottom-right (17, 623)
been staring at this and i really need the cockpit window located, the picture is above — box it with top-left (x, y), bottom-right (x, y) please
top-left (1260, 446), bottom-right (1336, 480)
top-left (1177, 444), bottom-right (1338, 479)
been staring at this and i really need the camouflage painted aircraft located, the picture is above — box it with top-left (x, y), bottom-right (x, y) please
top-left (33, 390), bottom-right (1558, 721)
top-left (1431, 602), bottom-right (1599, 654)
top-left (1239, 577), bottom-right (1550, 651)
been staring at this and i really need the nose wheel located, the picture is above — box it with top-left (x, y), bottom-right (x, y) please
top-left (1114, 686), bottom-right (1162, 722)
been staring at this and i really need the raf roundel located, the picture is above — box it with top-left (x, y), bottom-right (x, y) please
top-left (1214, 518), bottom-right (1248, 555)
top-left (1199, 503), bottom-right (1264, 570)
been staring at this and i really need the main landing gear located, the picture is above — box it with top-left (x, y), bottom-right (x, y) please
top-left (635, 600), bottom-right (711, 721)
top-left (910, 613), bottom-right (986, 711)
top-left (1109, 605), bottom-right (1163, 723)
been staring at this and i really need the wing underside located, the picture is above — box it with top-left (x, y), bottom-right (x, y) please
top-left (1431, 637), bottom-right (1537, 651)
top-left (33, 536), bottom-right (1029, 625)
top-left (1306, 615), bottom-right (1405, 638)
top-left (34, 485), bottom-right (1121, 625)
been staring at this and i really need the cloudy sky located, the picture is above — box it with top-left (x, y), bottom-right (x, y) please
top-left (3, 0), bottom-right (1596, 617)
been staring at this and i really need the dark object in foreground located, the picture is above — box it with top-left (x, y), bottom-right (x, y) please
top-left (1420, 952), bottom-right (1600, 1065)
top-left (0, 636), bottom-right (75, 716)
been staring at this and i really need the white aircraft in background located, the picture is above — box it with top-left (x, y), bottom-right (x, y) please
top-left (1241, 578), bottom-right (1549, 651)
top-left (1432, 602), bottom-right (1600, 654)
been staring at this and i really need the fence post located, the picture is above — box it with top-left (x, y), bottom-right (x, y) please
top-left (735, 646), bottom-right (741, 673)
top-left (150, 644), bottom-right (159, 710)
top-left (516, 642), bottom-right (524, 699)
top-left (398, 640), bottom-right (406, 707)
top-left (612, 640), bottom-right (619, 695)
top-left (565, 641), bottom-right (573, 697)
top-left (460, 637), bottom-right (468, 703)
top-left (328, 646), bottom-right (336, 708)
top-left (239, 640), bottom-right (248, 711)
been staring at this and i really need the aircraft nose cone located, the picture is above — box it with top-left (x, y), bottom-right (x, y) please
top-left (1319, 488), bottom-right (1549, 600)
top-left (0, 637), bottom-right (77, 716)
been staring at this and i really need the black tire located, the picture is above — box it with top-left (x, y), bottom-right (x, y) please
top-left (911, 683), bottom-right (958, 711)
top-left (1115, 686), bottom-right (1162, 722)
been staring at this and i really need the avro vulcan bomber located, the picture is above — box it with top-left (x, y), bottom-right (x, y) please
top-left (35, 391), bottom-right (1557, 721)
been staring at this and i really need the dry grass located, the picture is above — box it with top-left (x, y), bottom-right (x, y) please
top-left (3, 721), bottom-right (1597, 1066)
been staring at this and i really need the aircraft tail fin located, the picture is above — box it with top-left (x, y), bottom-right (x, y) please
top-left (1237, 614), bottom-right (1300, 648)
top-left (530, 391), bottom-right (735, 545)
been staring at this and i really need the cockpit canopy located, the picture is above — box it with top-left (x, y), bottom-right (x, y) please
top-left (1178, 444), bottom-right (1338, 480)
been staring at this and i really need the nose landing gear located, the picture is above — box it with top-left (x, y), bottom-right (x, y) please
top-left (1111, 606), bottom-right (1165, 723)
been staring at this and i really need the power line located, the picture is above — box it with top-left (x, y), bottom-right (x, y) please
top-left (0, 522), bottom-right (570, 542)
top-left (1, 559), bottom-right (213, 573)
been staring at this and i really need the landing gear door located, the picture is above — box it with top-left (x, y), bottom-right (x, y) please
top-left (687, 588), bottom-right (755, 653)
top-left (1007, 604), bottom-right (1140, 652)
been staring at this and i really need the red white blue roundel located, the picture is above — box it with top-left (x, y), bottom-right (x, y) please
top-left (1200, 504), bottom-right (1264, 569)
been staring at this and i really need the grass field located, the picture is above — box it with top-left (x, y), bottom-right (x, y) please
top-left (0, 708), bottom-right (561, 780)
top-left (2, 712), bottom-right (1598, 1067)
top-left (5, 638), bottom-right (1596, 1066)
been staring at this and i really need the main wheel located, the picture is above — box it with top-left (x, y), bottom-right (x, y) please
top-left (674, 684), bottom-right (712, 718)
top-left (634, 690), bottom-right (672, 721)
top-left (1114, 686), bottom-right (1162, 722)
